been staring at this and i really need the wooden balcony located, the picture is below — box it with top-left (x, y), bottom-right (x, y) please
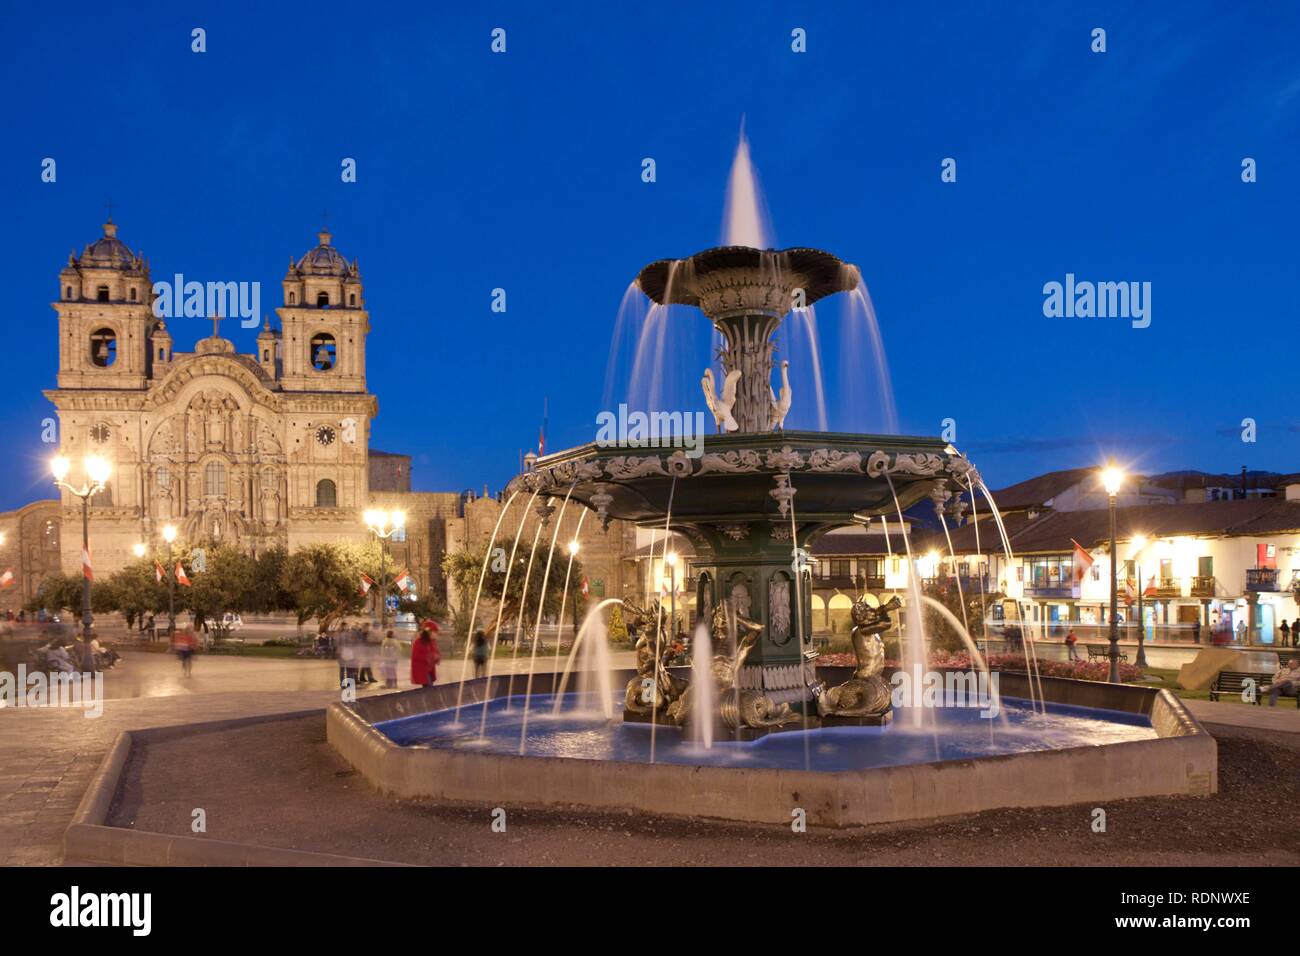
top-left (1189, 575), bottom-right (1215, 598)
top-left (1153, 577), bottom-right (1181, 599)
top-left (1246, 568), bottom-right (1281, 592)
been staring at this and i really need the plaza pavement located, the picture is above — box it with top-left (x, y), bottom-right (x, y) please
top-left (0, 648), bottom-right (1293, 867)
top-left (0, 648), bottom-right (634, 866)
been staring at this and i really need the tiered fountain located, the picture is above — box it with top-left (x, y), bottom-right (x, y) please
top-left (511, 244), bottom-right (971, 738)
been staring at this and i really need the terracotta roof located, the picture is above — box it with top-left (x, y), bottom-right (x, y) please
top-left (980, 467), bottom-right (1100, 509)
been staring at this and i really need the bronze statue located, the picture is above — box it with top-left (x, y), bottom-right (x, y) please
top-left (814, 595), bottom-right (900, 718)
top-left (622, 600), bottom-right (688, 718)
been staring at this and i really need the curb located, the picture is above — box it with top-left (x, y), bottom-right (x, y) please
top-left (63, 712), bottom-right (412, 867)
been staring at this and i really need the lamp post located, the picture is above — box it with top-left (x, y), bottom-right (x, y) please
top-left (1101, 465), bottom-right (1124, 682)
top-left (568, 540), bottom-right (580, 640)
top-left (51, 454), bottom-right (110, 643)
top-left (162, 524), bottom-right (177, 637)
top-left (1132, 534), bottom-right (1148, 667)
top-left (363, 509), bottom-right (406, 628)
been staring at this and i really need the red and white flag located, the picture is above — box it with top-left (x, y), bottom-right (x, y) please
top-left (154, 561), bottom-right (165, 583)
top-left (581, 577), bottom-right (590, 597)
top-left (393, 569), bottom-right (413, 592)
top-left (1070, 539), bottom-right (1094, 583)
top-left (359, 573), bottom-right (375, 596)
top-left (0, 569), bottom-right (14, 589)
top-left (1143, 574), bottom-right (1158, 598)
top-left (82, 548), bottom-right (93, 581)
top-left (175, 562), bottom-right (192, 587)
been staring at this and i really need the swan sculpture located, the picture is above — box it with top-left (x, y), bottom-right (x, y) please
top-left (701, 367), bottom-right (741, 432)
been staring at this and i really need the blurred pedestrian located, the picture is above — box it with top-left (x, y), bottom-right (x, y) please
top-left (172, 627), bottom-right (196, 676)
top-left (338, 623), bottom-right (359, 689)
top-left (1064, 627), bottom-right (1080, 661)
top-left (472, 629), bottom-right (489, 679)
top-left (380, 629), bottom-right (400, 689)
top-left (357, 622), bottom-right (376, 684)
top-left (410, 623), bottom-right (441, 688)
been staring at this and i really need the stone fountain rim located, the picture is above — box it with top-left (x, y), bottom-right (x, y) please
top-left (635, 245), bottom-right (862, 308)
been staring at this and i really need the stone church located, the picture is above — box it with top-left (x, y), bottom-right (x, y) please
top-left (0, 219), bottom-right (637, 617)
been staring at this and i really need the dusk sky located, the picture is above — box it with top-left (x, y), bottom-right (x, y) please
top-left (2, 0), bottom-right (1297, 511)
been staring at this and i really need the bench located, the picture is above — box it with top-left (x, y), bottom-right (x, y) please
top-left (1209, 670), bottom-right (1300, 707)
top-left (1086, 643), bottom-right (1127, 663)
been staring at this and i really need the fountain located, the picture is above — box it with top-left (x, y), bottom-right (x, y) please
top-left (326, 136), bottom-right (1217, 828)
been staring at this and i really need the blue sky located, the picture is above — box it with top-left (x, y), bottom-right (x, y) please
top-left (1, 0), bottom-right (1298, 510)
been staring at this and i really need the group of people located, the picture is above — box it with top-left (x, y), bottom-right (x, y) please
top-left (1278, 620), bottom-right (1300, 648)
top-left (36, 629), bottom-right (120, 673)
top-left (328, 619), bottom-right (444, 691)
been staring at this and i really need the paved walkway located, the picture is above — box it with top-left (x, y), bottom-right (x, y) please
top-left (0, 649), bottom-right (634, 866)
top-left (1, 649), bottom-right (1291, 866)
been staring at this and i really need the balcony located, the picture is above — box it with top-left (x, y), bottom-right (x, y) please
top-left (1246, 568), bottom-right (1281, 592)
top-left (1024, 582), bottom-right (1078, 600)
top-left (1190, 575), bottom-right (1215, 598)
top-left (1153, 577), bottom-right (1181, 599)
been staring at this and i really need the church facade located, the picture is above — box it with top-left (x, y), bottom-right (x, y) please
top-left (0, 219), bottom-right (638, 619)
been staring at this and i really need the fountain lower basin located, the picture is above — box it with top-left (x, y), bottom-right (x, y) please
top-left (327, 669), bottom-right (1217, 828)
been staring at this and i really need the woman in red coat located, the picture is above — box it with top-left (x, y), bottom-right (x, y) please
top-left (410, 623), bottom-right (441, 687)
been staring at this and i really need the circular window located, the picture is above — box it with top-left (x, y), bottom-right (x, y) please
top-left (315, 425), bottom-right (336, 447)
top-left (89, 423), bottom-right (111, 444)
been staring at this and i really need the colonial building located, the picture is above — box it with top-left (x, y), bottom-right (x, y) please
top-left (40, 220), bottom-right (377, 580)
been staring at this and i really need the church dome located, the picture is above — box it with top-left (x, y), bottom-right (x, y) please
top-left (295, 229), bottom-right (354, 277)
top-left (80, 220), bottom-right (142, 271)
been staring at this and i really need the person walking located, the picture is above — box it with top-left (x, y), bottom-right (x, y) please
top-left (1281, 620), bottom-right (1291, 649)
top-left (472, 629), bottom-right (489, 679)
top-left (357, 623), bottom-right (376, 685)
top-left (338, 624), bottom-right (359, 690)
top-left (380, 629), bottom-right (400, 689)
top-left (1235, 619), bottom-right (1248, 645)
top-left (1064, 627), bottom-right (1080, 661)
top-left (172, 627), bottom-right (196, 677)
top-left (410, 623), bottom-right (441, 688)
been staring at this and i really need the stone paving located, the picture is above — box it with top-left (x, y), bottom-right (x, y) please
top-left (0, 648), bottom-right (1291, 866)
top-left (0, 649), bottom-right (633, 866)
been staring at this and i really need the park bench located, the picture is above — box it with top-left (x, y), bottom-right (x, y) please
top-left (1209, 670), bottom-right (1299, 707)
top-left (1086, 643), bottom-right (1127, 663)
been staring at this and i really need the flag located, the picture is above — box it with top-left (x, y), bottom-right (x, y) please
top-left (0, 569), bottom-right (13, 589)
top-left (359, 573), bottom-right (374, 596)
top-left (1123, 577), bottom-right (1137, 603)
top-left (393, 569), bottom-right (413, 592)
top-left (175, 562), bottom-right (191, 587)
top-left (153, 561), bottom-right (164, 583)
top-left (539, 396), bottom-right (547, 457)
top-left (1070, 539), bottom-right (1094, 583)
top-left (82, 549), bottom-right (93, 581)
top-left (581, 576), bottom-right (590, 597)
top-left (1143, 574), bottom-right (1157, 598)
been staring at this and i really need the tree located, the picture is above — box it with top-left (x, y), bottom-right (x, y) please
top-left (607, 603), bottom-right (629, 643)
top-left (279, 542), bottom-right (367, 630)
top-left (102, 559), bottom-right (167, 630)
top-left (180, 544), bottom-right (256, 642)
top-left (441, 538), bottom-right (583, 640)
top-left (27, 573), bottom-right (90, 617)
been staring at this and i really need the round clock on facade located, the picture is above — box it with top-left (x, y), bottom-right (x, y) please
top-left (89, 423), bottom-right (111, 444)
top-left (315, 425), bottom-right (336, 447)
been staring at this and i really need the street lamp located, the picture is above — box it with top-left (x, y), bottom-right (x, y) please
top-left (133, 542), bottom-right (147, 558)
top-left (1101, 464), bottom-right (1124, 682)
top-left (1132, 534), bottom-right (1148, 667)
top-left (162, 524), bottom-right (177, 637)
top-left (567, 540), bottom-right (580, 638)
top-left (363, 508), bottom-right (406, 628)
top-left (51, 454), bottom-right (110, 642)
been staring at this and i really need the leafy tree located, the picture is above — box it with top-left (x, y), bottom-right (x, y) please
top-left (279, 542), bottom-right (367, 630)
top-left (180, 544), bottom-right (256, 642)
top-left (102, 559), bottom-right (167, 630)
top-left (441, 539), bottom-right (583, 640)
top-left (27, 573), bottom-right (89, 617)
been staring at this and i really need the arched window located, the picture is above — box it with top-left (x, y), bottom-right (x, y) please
top-left (349, 293), bottom-right (356, 306)
top-left (96, 286), bottom-right (110, 302)
top-left (129, 287), bottom-right (137, 302)
top-left (204, 461), bottom-right (226, 497)
top-left (158, 347), bottom-right (165, 360)
top-left (156, 466), bottom-right (171, 492)
top-left (89, 328), bottom-right (117, 367)
top-left (90, 482), bottom-right (113, 507)
top-left (316, 292), bottom-right (330, 307)
top-left (289, 292), bottom-right (296, 305)
top-left (262, 349), bottom-right (270, 362)
top-left (315, 478), bottom-right (337, 507)
top-left (64, 286), bottom-right (72, 299)
top-left (310, 332), bottom-right (336, 371)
